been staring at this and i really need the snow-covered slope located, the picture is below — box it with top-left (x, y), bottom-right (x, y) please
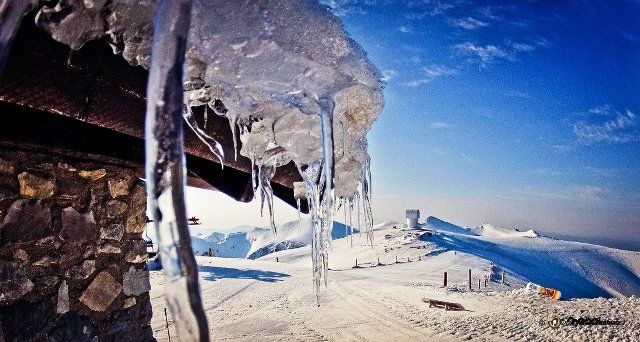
top-left (150, 216), bottom-right (640, 340)
top-left (471, 223), bottom-right (539, 238)
top-left (424, 216), bottom-right (475, 235)
top-left (262, 216), bottom-right (640, 299)
top-left (425, 216), bottom-right (538, 238)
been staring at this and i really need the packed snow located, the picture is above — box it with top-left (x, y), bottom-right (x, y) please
top-left (150, 217), bottom-right (640, 341)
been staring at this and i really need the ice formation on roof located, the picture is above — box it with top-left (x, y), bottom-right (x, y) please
top-left (26, 0), bottom-right (382, 318)
top-left (33, 0), bottom-right (383, 200)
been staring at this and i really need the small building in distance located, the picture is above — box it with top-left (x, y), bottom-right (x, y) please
top-left (406, 209), bottom-right (420, 228)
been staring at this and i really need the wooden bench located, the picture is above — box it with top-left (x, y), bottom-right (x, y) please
top-left (422, 298), bottom-right (465, 311)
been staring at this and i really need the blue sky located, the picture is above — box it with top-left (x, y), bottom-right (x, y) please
top-left (185, 0), bottom-right (639, 250)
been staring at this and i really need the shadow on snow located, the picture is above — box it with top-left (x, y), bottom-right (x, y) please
top-left (199, 265), bottom-right (290, 283)
top-left (421, 233), bottom-right (640, 299)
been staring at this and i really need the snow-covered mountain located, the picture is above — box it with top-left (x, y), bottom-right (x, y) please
top-left (188, 219), bottom-right (356, 259)
top-left (260, 216), bottom-right (640, 299)
top-left (425, 216), bottom-right (538, 238)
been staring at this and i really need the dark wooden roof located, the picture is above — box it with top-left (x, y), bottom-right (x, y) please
top-left (0, 15), bottom-right (306, 210)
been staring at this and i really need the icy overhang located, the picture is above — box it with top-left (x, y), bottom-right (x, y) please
top-left (35, 0), bottom-right (384, 199)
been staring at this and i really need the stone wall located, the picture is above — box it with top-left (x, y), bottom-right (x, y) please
top-left (0, 150), bottom-right (154, 341)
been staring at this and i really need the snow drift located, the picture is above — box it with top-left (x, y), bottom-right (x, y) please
top-left (422, 217), bottom-right (640, 299)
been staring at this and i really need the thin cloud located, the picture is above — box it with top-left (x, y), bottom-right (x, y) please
top-left (399, 25), bottom-right (412, 33)
top-left (454, 43), bottom-right (511, 66)
top-left (572, 106), bottom-right (638, 144)
top-left (429, 122), bottom-right (450, 129)
top-left (404, 64), bottom-right (456, 87)
top-left (587, 105), bottom-right (612, 115)
top-left (454, 38), bottom-right (548, 67)
top-left (453, 17), bottom-right (489, 30)
top-left (511, 43), bottom-right (535, 52)
top-left (405, 0), bottom-right (457, 18)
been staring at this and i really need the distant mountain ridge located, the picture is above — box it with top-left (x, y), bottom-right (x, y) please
top-left (424, 216), bottom-right (539, 238)
top-left (189, 219), bottom-right (356, 259)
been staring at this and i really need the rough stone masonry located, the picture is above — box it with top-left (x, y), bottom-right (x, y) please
top-left (0, 149), bottom-right (154, 341)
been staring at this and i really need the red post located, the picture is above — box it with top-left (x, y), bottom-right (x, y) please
top-left (444, 272), bottom-right (448, 287)
top-left (468, 269), bottom-right (471, 290)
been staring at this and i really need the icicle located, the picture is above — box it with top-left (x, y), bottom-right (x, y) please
top-left (183, 106), bottom-right (225, 166)
top-left (356, 191), bottom-right (362, 237)
top-left (348, 197), bottom-right (354, 247)
top-left (250, 153), bottom-right (257, 191)
top-left (343, 198), bottom-right (347, 236)
top-left (312, 97), bottom-right (336, 296)
top-left (229, 115), bottom-right (239, 161)
top-left (257, 164), bottom-right (265, 217)
top-left (293, 181), bottom-right (306, 222)
top-left (254, 147), bottom-right (282, 233)
top-left (0, 0), bottom-right (35, 73)
top-left (360, 158), bottom-right (374, 247)
top-left (203, 104), bottom-right (208, 129)
top-left (144, 0), bottom-right (209, 340)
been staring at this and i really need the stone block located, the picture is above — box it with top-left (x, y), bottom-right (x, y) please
top-left (123, 240), bottom-right (148, 263)
top-left (123, 266), bottom-right (150, 296)
top-left (122, 297), bottom-right (136, 309)
top-left (13, 249), bottom-right (28, 263)
top-left (105, 200), bottom-right (127, 219)
top-left (101, 223), bottom-right (124, 241)
top-left (57, 280), bottom-right (69, 314)
top-left (0, 158), bottom-right (15, 175)
top-left (79, 169), bottom-right (107, 181)
top-left (79, 271), bottom-right (122, 312)
top-left (0, 259), bottom-right (34, 305)
top-left (60, 207), bottom-right (97, 244)
top-left (108, 176), bottom-right (134, 198)
top-left (56, 164), bottom-right (91, 209)
top-left (32, 255), bottom-right (57, 267)
top-left (1, 199), bottom-right (52, 244)
top-left (65, 260), bottom-right (96, 280)
top-left (18, 172), bottom-right (56, 199)
top-left (125, 184), bottom-right (147, 234)
top-left (98, 243), bottom-right (122, 254)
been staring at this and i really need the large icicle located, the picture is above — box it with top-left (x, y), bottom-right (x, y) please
top-left (144, 0), bottom-right (209, 340)
top-left (307, 97), bottom-right (336, 297)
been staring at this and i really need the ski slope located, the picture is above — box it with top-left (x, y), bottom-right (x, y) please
top-left (149, 218), bottom-right (640, 340)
